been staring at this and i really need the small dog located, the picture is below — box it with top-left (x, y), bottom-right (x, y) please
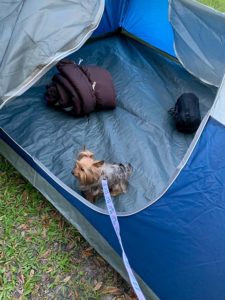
top-left (71, 149), bottom-right (132, 203)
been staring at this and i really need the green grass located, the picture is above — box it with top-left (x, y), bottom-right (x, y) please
top-left (198, 0), bottom-right (225, 11)
top-left (0, 156), bottom-right (134, 299)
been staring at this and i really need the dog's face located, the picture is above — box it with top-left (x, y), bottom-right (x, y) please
top-left (72, 150), bottom-right (104, 185)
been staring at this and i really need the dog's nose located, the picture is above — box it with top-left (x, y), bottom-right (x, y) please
top-left (71, 170), bottom-right (74, 175)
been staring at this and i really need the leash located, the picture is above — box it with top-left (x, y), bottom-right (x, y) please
top-left (102, 180), bottom-right (146, 300)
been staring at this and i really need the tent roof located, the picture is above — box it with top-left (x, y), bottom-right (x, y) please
top-left (0, 0), bottom-right (104, 108)
top-left (1, 0), bottom-right (225, 109)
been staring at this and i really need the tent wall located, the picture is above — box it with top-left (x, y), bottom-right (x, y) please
top-left (95, 0), bottom-right (225, 86)
top-left (0, 0), bottom-right (104, 107)
top-left (211, 75), bottom-right (225, 125)
top-left (93, 0), bottom-right (126, 35)
top-left (94, 0), bottom-right (175, 55)
top-left (122, 0), bottom-right (174, 55)
top-left (170, 0), bottom-right (225, 87)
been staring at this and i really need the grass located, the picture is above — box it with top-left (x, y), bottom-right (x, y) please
top-left (1, 1), bottom-right (225, 299)
top-left (198, 0), bottom-right (225, 11)
top-left (0, 156), bottom-right (134, 300)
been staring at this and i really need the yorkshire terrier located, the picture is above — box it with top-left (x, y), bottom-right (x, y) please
top-left (71, 149), bottom-right (132, 203)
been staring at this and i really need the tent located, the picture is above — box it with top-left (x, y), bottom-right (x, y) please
top-left (1, 0), bottom-right (225, 299)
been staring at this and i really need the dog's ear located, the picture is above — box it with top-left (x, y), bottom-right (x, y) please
top-left (76, 160), bottom-right (83, 169)
top-left (93, 160), bottom-right (104, 168)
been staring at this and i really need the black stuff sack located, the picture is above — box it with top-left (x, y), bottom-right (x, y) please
top-left (169, 93), bottom-right (201, 133)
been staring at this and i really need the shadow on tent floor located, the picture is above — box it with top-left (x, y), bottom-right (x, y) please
top-left (0, 35), bottom-right (217, 213)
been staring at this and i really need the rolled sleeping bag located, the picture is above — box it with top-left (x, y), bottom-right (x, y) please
top-left (80, 65), bottom-right (116, 110)
top-left (44, 79), bottom-right (83, 116)
top-left (44, 59), bottom-right (116, 116)
top-left (53, 74), bottom-right (82, 115)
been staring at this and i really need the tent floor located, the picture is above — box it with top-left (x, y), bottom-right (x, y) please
top-left (1, 35), bottom-right (217, 213)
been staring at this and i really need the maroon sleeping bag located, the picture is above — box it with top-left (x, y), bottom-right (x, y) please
top-left (44, 59), bottom-right (116, 117)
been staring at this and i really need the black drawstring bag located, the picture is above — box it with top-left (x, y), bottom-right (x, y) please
top-left (169, 93), bottom-right (201, 133)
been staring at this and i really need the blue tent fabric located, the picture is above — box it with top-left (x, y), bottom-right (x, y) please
top-left (122, 0), bottom-right (175, 56)
top-left (93, 0), bottom-right (126, 36)
top-left (94, 0), bottom-right (175, 56)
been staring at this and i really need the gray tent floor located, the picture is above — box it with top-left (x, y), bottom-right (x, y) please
top-left (1, 35), bottom-right (217, 213)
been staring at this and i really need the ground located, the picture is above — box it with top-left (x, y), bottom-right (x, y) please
top-left (199, 0), bottom-right (225, 11)
top-left (1, 1), bottom-right (225, 300)
top-left (0, 156), bottom-right (135, 300)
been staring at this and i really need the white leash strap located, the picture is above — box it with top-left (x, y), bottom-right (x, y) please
top-left (102, 180), bottom-right (146, 300)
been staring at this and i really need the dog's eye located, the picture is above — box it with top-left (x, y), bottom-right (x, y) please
top-left (81, 167), bottom-right (84, 171)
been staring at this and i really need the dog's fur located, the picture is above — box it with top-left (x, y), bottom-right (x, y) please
top-left (72, 149), bottom-right (132, 202)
